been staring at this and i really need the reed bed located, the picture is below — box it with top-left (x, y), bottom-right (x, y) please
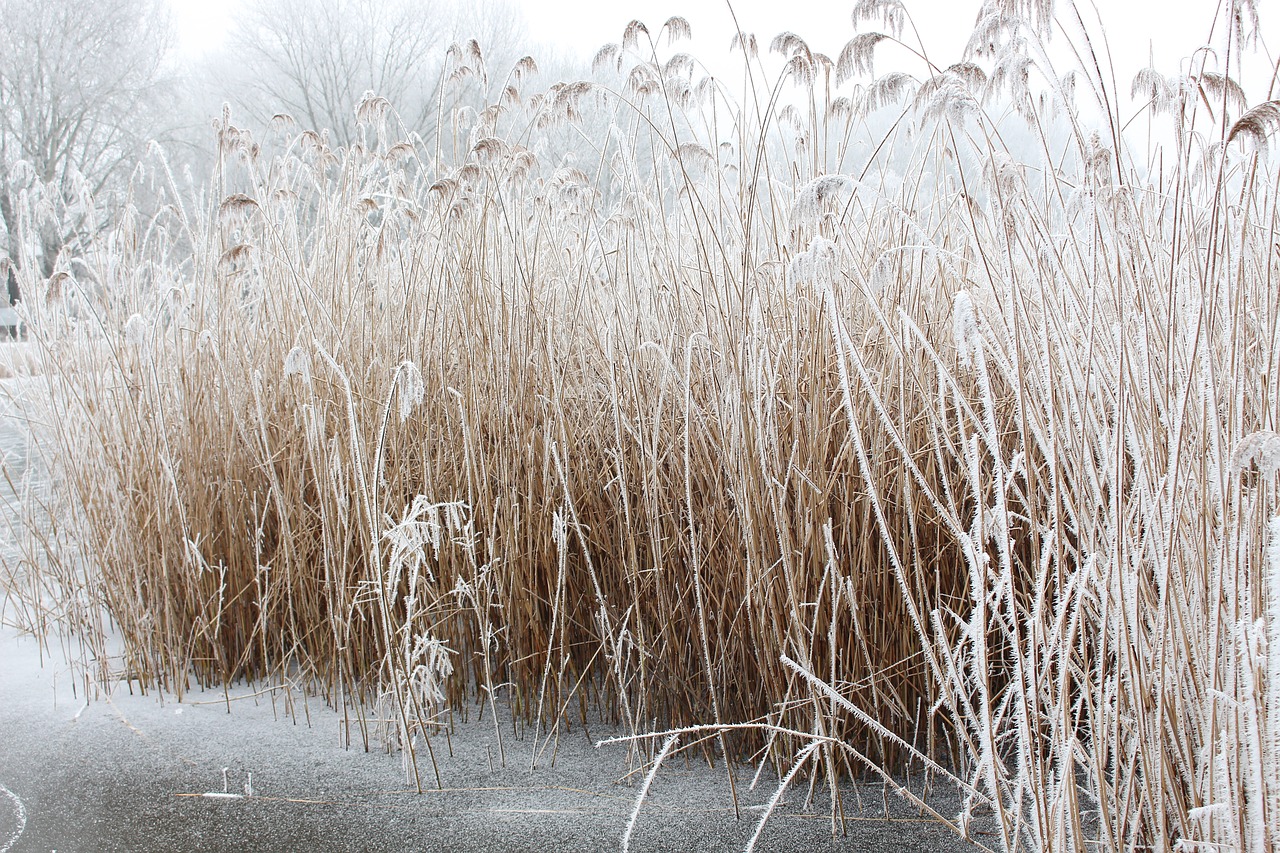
top-left (4, 1), bottom-right (1280, 849)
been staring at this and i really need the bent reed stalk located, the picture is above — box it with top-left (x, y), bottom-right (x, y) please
top-left (4, 1), bottom-right (1280, 849)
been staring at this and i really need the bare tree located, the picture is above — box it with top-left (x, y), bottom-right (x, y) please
top-left (227, 0), bottom-right (449, 147)
top-left (223, 0), bottom-right (535, 150)
top-left (0, 0), bottom-right (173, 279)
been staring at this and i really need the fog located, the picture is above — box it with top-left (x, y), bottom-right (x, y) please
top-left (3, 4), bottom-right (1280, 851)
top-left (0, 0), bottom-right (1274, 292)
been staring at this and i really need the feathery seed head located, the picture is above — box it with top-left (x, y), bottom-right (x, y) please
top-left (793, 174), bottom-right (855, 225)
top-left (866, 71), bottom-right (917, 112)
top-left (394, 360), bottom-right (425, 424)
top-left (1228, 101), bottom-right (1280, 152)
top-left (834, 32), bottom-right (885, 82)
top-left (125, 313), bottom-right (147, 351)
top-left (770, 32), bottom-right (812, 63)
top-left (283, 345), bottom-right (312, 384)
top-left (662, 16), bottom-right (692, 44)
top-left (852, 0), bottom-right (907, 37)
top-left (729, 31), bottom-right (758, 59)
top-left (953, 290), bottom-right (980, 369)
top-left (593, 43), bottom-right (621, 74)
top-left (622, 20), bottom-right (649, 50)
top-left (218, 193), bottom-right (259, 229)
top-left (1232, 431), bottom-right (1280, 478)
top-left (355, 91), bottom-right (392, 126)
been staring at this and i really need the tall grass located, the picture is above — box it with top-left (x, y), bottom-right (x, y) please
top-left (4, 0), bottom-right (1279, 849)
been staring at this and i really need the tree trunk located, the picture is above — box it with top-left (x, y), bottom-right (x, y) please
top-left (0, 187), bottom-right (21, 303)
top-left (38, 222), bottom-right (63, 279)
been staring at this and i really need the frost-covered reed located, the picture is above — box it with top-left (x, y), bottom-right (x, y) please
top-left (4, 0), bottom-right (1279, 849)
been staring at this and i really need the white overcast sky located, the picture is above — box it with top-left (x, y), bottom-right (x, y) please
top-left (167, 0), bottom-right (1278, 102)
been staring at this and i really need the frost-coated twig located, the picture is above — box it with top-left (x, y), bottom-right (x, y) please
top-left (620, 733), bottom-right (679, 853)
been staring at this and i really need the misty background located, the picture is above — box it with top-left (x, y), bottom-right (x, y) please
top-left (0, 0), bottom-right (1274, 283)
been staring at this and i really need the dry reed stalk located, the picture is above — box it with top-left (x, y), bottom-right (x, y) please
top-left (2, 2), bottom-right (1278, 850)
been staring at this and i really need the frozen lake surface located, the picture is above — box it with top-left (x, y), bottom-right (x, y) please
top-left (0, 625), bottom-right (990, 852)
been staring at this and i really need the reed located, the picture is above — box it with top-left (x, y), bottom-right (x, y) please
top-left (3, 1), bottom-right (1278, 849)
